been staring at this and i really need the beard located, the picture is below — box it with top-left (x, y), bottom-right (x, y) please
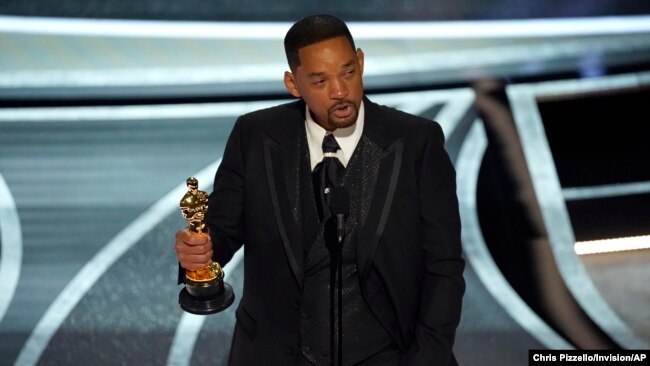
top-left (325, 100), bottom-right (359, 130)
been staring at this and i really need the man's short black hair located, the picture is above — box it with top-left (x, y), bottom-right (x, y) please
top-left (284, 14), bottom-right (356, 71)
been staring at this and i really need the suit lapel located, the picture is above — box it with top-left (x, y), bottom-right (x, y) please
top-left (356, 98), bottom-right (404, 281)
top-left (262, 102), bottom-right (307, 289)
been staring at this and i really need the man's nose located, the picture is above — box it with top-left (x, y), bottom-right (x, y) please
top-left (330, 79), bottom-right (349, 99)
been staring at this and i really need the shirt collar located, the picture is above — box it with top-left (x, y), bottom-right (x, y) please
top-left (305, 101), bottom-right (365, 170)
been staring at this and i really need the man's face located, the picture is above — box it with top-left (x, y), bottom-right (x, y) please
top-left (284, 36), bottom-right (365, 131)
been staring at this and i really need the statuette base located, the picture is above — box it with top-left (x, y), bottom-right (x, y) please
top-left (179, 282), bottom-right (234, 315)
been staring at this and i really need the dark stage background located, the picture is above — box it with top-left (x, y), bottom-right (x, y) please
top-left (1, 1), bottom-right (649, 365)
top-left (1, 0), bottom-right (648, 20)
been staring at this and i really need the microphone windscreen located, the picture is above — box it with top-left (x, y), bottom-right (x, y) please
top-left (329, 187), bottom-right (350, 216)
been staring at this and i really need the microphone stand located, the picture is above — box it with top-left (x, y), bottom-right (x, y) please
top-left (336, 213), bottom-right (344, 366)
top-left (327, 188), bottom-right (349, 366)
top-left (328, 229), bottom-right (337, 366)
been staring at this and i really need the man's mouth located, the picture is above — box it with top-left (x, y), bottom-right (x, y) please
top-left (331, 102), bottom-right (354, 119)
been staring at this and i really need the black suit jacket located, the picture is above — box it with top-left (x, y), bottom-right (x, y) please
top-left (205, 97), bottom-right (465, 366)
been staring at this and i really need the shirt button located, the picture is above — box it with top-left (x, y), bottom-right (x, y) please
top-left (285, 346), bottom-right (294, 356)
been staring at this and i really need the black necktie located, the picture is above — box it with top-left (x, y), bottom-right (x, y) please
top-left (312, 134), bottom-right (344, 222)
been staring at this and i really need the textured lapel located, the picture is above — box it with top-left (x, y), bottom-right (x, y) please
top-left (356, 98), bottom-right (404, 281)
top-left (262, 101), bottom-right (307, 289)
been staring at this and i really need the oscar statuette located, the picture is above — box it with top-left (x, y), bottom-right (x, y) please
top-left (178, 177), bottom-right (234, 315)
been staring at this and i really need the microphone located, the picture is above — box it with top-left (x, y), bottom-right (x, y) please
top-left (329, 187), bottom-right (349, 244)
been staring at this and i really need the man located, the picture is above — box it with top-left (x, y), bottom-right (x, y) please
top-left (175, 14), bottom-right (465, 366)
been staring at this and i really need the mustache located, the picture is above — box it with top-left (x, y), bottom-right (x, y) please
top-left (329, 100), bottom-right (355, 110)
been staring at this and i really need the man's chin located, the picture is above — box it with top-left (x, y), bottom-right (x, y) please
top-left (328, 113), bottom-right (358, 130)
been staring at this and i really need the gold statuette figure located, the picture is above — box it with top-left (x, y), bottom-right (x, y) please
top-left (178, 177), bottom-right (234, 315)
top-left (180, 177), bottom-right (221, 282)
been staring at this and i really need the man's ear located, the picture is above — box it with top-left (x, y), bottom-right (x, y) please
top-left (356, 48), bottom-right (365, 75)
top-left (284, 71), bottom-right (301, 98)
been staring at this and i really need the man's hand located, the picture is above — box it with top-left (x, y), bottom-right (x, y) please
top-left (175, 229), bottom-right (213, 271)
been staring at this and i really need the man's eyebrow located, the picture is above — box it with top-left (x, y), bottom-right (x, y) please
top-left (341, 60), bottom-right (355, 69)
top-left (307, 59), bottom-right (356, 78)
